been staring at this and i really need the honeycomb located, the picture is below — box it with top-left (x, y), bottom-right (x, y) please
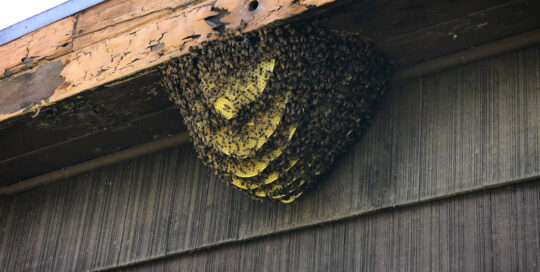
top-left (161, 22), bottom-right (391, 203)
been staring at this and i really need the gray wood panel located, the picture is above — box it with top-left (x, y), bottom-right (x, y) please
top-left (0, 45), bottom-right (539, 271)
top-left (117, 181), bottom-right (540, 272)
top-left (323, 0), bottom-right (540, 66)
top-left (322, 0), bottom-right (509, 42)
top-left (379, 0), bottom-right (540, 65)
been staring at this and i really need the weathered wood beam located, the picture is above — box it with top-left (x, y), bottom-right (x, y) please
top-left (0, 17), bottom-right (76, 78)
top-left (0, 132), bottom-right (190, 196)
top-left (74, 0), bottom-right (198, 38)
top-left (0, 0), bottom-right (336, 123)
top-left (2, 0), bottom-right (539, 188)
top-left (0, 0), bottom-right (198, 79)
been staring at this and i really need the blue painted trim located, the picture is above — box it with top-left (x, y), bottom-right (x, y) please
top-left (0, 0), bottom-right (105, 45)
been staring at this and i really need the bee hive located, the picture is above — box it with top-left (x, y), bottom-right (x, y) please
top-left (161, 22), bottom-right (391, 203)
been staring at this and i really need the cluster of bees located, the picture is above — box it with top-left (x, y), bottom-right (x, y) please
top-left (160, 22), bottom-right (391, 203)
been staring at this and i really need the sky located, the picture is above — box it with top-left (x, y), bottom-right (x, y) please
top-left (0, 0), bottom-right (68, 30)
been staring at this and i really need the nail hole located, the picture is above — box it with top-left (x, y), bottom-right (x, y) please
top-left (248, 1), bottom-right (258, 11)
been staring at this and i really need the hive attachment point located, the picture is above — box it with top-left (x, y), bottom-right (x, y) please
top-left (161, 22), bottom-right (391, 203)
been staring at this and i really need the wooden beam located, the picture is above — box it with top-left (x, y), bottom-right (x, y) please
top-left (0, 68), bottom-right (183, 186)
top-left (0, 0), bottom-right (197, 78)
top-left (322, 0), bottom-right (540, 66)
top-left (395, 28), bottom-right (540, 79)
top-left (4, 29), bottom-right (540, 190)
top-left (0, 0), bottom-right (336, 123)
top-left (0, 17), bottom-right (75, 78)
top-left (2, 0), bottom-right (539, 188)
top-left (0, 0), bottom-right (104, 45)
top-left (0, 132), bottom-right (190, 196)
top-left (74, 0), bottom-right (198, 37)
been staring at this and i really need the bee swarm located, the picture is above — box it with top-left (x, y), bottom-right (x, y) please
top-left (160, 22), bottom-right (391, 203)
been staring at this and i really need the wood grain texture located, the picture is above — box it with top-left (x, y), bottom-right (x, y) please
top-left (380, 0), bottom-right (540, 65)
top-left (74, 0), bottom-right (197, 37)
top-left (323, 0), bottom-right (540, 66)
top-left (0, 0), bottom-right (335, 123)
top-left (117, 181), bottom-right (540, 272)
top-left (0, 69), bottom-right (180, 186)
top-left (0, 46), bottom-right (539, 271)
top-left (0, 17), bottom-right (75, 78)
top-left (0, 0), bottom-right (198, 79)
top-left (3, 0), bottom-right (540, 126)
top-left (72, 10), bottom-right (171, 51)
top-left (0, 108), bottom-right (184, 185)
top-left (322, 0), bottom-right (509, 42)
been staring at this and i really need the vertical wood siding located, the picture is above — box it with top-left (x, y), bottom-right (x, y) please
top-left (118, 181), bottom-right (540, 272)
top-left (0, 45), bottom-right (539, 271)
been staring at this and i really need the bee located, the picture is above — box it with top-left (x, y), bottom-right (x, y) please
top-left (160, 21), bottom-right (391, 203)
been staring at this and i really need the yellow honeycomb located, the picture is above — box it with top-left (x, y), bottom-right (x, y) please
top-left (205, 59), bottom-right (276, 120)
top-left (209, 92), bottom-right (290, 158)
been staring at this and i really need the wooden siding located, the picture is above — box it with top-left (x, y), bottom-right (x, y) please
top-left (0, 45), bottom-right (539, 271)
top-left (118, 181), bottom-right (540, 272)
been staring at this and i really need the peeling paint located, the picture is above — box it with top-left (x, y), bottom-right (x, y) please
top-left (0, 0), bottom-right (335, 122)
top-left (149, 43), bottom-right (165, 51)
top-left (0, 61), bottom-right (65, 114)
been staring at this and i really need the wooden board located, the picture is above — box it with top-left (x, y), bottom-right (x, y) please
top-left (380, 0), bottom-right (540, 65)
top-left (0, 46), bottom-right (538, 271)
top-left (322, 0), bottom-right (540, 66)
top-left (2, 0), bottom-right (540, 186)
top-left (0, 17), bottom-right (75, 78)
top-left (117, 181), bottom-right (540, 271)
top-left (0, 70), bottom-right (183, 186)
top-left (0, 0), bottom-right (336, 123)
top-left (2, 0), bottom-right (540, 123)
top-left (74, 0), bottom-right (197, 37)
top-left (322, 0), bottom-right (509, 41)
top-left (0, 0), bottom-right (197, 78)
top-left (0, 108), bottom-right (184, 184)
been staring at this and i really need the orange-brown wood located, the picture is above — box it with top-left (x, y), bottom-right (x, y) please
top-left (74, 0), bottom-right (197, 37)
top-left (73, 9), bottom-right (171, 50)
top-left (0, 0), bottom-right (199, 80)
top-left (0, 17), bottom-right (75, 78)
top-left (0, 0), bottom-right (335, 123)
